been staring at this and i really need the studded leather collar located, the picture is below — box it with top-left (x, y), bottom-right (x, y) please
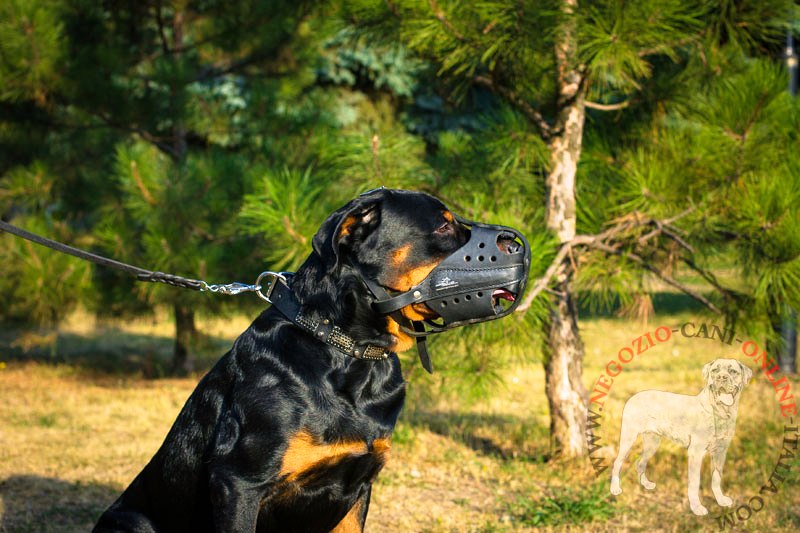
top-left (268, 276), bottom-right (390, 361)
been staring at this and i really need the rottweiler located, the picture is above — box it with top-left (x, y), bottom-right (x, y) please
top-left (94, 189), bottom-right (479, 532)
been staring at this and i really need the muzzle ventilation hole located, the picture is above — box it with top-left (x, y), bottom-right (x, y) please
top-left (466, 254), bottom-right (494, 263)
top-left (440, 291), bottom-right (486, 308)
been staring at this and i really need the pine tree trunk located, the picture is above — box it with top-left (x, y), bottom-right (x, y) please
top-left (168, 8), bottom-right (192, 377)
top-left (543, 284), bottom-right (587, 457)
top-left (172, 303), bottom-right (196, 375)
top-left (541, 0), bottom-right (588, 458)
top-left (542, 103), bottom-right (589, 457)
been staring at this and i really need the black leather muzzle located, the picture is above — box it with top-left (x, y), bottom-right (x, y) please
top-left (371, 216), bottom-right (530, 331)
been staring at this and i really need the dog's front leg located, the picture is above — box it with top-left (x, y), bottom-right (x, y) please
top-left (687, 444), bottom-right (708, 516)
top-left (710, 444), bottom-right (733, 507)
top-left (209, 470), bottom-right (265, 532)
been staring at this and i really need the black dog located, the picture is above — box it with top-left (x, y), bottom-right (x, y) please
top-left (95, 189), bottom-right (477, 532)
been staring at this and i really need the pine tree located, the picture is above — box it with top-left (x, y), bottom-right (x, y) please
top-left (0, 0), bottom-right (322, 372)
top-left (341, 0), bottom-right (797, 456)
top-left (2, 0), bottom-right (797, 451)
top-left (1, 0), bottom-right (115, 342)
top-left (596, 53), bottom-right (800, 339)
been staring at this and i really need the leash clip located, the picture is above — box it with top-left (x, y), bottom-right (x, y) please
top-left (198, 271), bottom-right (290, 302)
top-left (255, 271), bottom-right (290, 303)
top-left (200, 281), bottom-right (259, 296)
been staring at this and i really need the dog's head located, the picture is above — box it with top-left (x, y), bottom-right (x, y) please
top-left (294, 188), bottom-right (528, 357)
top-left (312, 189), bottom-right (469, 292)
top-left (702, 358), bottom-right (752, 407)
top-left (297, 188), bottom-right (470, 352)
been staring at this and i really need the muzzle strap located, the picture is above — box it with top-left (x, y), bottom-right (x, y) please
top-left (351, 265), bottom-right (437, 373)
top-left (413, 321), bottom-right (434, 374)
top-left (372, 289), bottom-right (423, 315)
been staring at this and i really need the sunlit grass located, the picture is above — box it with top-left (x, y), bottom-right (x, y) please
top-left (1, 311), bottom-right (798, 531)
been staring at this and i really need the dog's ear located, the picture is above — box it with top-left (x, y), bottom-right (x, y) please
top-left (702, 361), bottom-right (713, 383)
top-left (312, 195), bottom-right (383, 270)
top-left (738, 361), bottom-right (753, 385)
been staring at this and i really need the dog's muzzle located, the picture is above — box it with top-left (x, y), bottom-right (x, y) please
top-left (370, 215), bottom-right (531, 332)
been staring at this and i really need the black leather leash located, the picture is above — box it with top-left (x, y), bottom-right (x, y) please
top-left (0, 219), bottom-right (206, 291)
top-left (0, 219), bottom-right (393, 362)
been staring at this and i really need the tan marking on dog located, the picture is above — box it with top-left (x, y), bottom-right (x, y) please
top-left (391, 262), bottom-right (438, 292)
top-left (402, 303), bottom-right (438, 321)
top-left (372, 437), bottom-right (392, 458)
top-left (338, 215), bottom-right (358, 240)
top-left (280, 430), bottom-right (368, 482)
top-left (387, 318), bottom-right (415, 352)
top-left (280, 432), bottom-right (392, 483)
top-left (443, 211), bottom-right (454, 222)
top-left (387, 303), bottom-right (439, 351)
top-left (391, 243), bottom-right (412, 267)
top-left (331, 498), bottom-right (364, 533)
top-left (386, 255), bottom-right (443, 351)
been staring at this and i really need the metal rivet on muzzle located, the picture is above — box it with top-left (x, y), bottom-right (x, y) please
top-left (413, 290), bottom-right (422, 299)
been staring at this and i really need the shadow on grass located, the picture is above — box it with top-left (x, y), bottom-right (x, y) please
top-left (406, 410), bottom-right (552, 463)
top-left (0, 475), bottom-right (116, 532)
top-left (0, 325), bottom-right (235, 378)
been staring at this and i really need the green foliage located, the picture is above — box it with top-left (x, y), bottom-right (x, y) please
top-left (1, 0), bottom-right (799, 383)
top-left (96, 141), bottom-right (252, 309)
top-left (343, 0), bottom-right (558, 104)
top-left (579, 0), bottom-right (705, 94)
top-left (508, 482), bottom-right (616, 527)
top-left (0, 162), bottom-right (93, 325)
top-left (579, 52), bottom-right (800, 335)
top-left (0, 217), bottom-right (91, 325)
top-left (318, 29), bottom-right (425, 98)
top-left (240, 166), bottom-right (331, 271)
top-left (0, 0), bottom-right (64, 103)
top-left (704, 0), bottom-right (792, 51)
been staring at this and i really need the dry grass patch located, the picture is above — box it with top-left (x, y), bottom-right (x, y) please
top-left (1, 314), bottom-right (799, 531)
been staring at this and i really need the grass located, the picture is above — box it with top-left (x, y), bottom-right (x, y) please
top-left (507, 483), bottom-right (616, 528)
top-left (1, 310), bottom-right (799, 531)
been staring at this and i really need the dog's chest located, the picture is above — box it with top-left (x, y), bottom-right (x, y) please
top-left (277, 428), bottom-right (392, 486)
top-left (264, 427), bottom-right (391, 527)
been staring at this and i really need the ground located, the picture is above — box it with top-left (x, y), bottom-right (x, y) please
top-left (1, 311), bottom-right (798, 532)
